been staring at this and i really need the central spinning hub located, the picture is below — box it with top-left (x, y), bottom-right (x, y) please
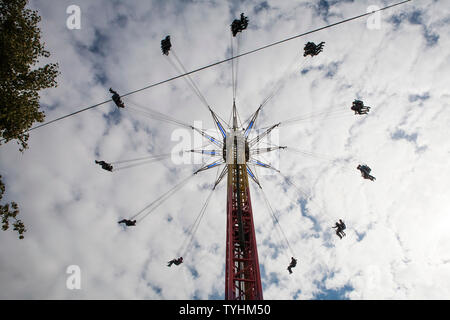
top-left (224, 129), bottom-right (249, 164)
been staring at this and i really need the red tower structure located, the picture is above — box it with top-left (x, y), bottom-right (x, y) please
top-left (192, 100), bottom-right (279, 300)
top-left (224, 103), bottom-right (263, 300)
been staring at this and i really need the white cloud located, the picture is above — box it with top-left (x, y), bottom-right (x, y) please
top-left (0, 0), bottom-right (449, 300)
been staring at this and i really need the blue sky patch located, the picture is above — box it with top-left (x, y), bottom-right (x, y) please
top-left (314, 283), bottom-right (353, 300)
top-left (409, 92), bottom-right (430, 102)
top-left (298, 198), bottom-right (321, 233)
top-left (325, 61), bottom-right (340, 78)
top-left (317, 0), bottom-right (330, 18)
top-left (301, 67), bottom-right (311, 75)
top-left (391, 129), bottom-right (428, 153)
top-left (388, 10), bottom-right (440, 47)
top-left (355, 230), bottom-right (366, 242)
top-left (89, 28), bottom-right (110, 57)
top-left (114, 14), bottom-right (129, 29)
top-left (423, 28), bottom-right (439, 47)
top-left (314, 0), bottom-right (355, 22)
top-left (102, 107), bottom-right (123, 127)
top-left (188, 265), bottom-right (199, 279)
top-left (391, 129), bottom-right (418, 143)
top-left (254, 1), bottom-right (270, 14)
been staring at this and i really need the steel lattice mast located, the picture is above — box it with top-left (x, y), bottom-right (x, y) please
top-left (224, 102), bottom-right (263, 300)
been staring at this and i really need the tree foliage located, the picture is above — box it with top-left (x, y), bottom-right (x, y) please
top-left (0, 176), bottom-right (26, 239)
top-left (0, 0), bottom-right (59, 239)
top-left (0, 0), bottom-right (59, 150)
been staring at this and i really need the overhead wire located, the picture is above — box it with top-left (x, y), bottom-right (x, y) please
top-left (120, 0), bottom-right (411, 99)
top-left (2, 0), bottom-right (411, 141)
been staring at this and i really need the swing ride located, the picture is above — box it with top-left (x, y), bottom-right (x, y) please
top-left (7, 1), bottom-right (412, 300)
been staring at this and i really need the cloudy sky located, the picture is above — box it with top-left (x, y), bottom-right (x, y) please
top-left (1, 0), bottom-right (449, 300)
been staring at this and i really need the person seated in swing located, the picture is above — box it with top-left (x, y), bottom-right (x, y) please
top-left (95, 160), bottom-right (113, 172)
top-left (303, 41), bottom-right (325, 57)
top-left (109, 88), bottom-right (125, 108)
top-left (287, 257), bottom-right (297, 274)
top-left (332, 221), bottom-right (344, 239)
top-left (357, 164), bottom-right (376, 181)
top-left (167, 257), bottom-right (183, 267)
top-left (240, 13), bottom-right (249, 29)
top-left (351, 100), bottom-right (370, 115)
top-left (118, 219), bottom-right (137, 226)
top-left (231, 13), bottom-right (249, 37)
top-left (161, 35), bottom-right (172, 55)
top-left (332, 219), bottom-right (346, 239)
top-left (315, 41), bottom-right (325, 53)
top-left (303, 42), bottom-right (315, 56)
top-left (338, 219), bottom-right (346, 235)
